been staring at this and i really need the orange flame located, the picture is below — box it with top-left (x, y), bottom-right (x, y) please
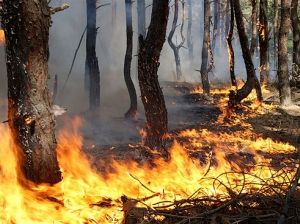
top-left (0, 29), bottom-right (5, 45)
top-left (0, 111), bottom-right (297, 223)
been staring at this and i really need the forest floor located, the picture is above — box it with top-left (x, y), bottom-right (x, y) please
top-left (82, 82), bottom-right (300, 224)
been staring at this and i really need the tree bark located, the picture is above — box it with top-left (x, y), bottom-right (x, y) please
top-left (227, 0), bottom-right (237, 88)
top-left (2, 0), bottom-right (62, 184)
top-left (200, 0), bottom-right (211, 94)
top-left (278, 0), bottom-right (292, 106)
top-left (228, 0), bottom-right (263, 107)
top-left (137, 0), bottom-right (146, 37)
top-left (250, 0), bottom-right (258, 56)
top-left (138, 0), bottom-right (169, 150)
top-left (168, 0), bottom-right (185, 81)
top-left (86, 0), bottom-right (100, 110)
top-left (124, 0), bottom-right (138, 118)
top-left (187, 0), bottom-right (193, 60)
top-left (258, 0), bottom-right (270, 85)
top-left (291, 0), bottom-right (300, 80)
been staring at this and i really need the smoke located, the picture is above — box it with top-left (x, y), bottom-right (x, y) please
top-left (0, 0), bottom-right (261, 145)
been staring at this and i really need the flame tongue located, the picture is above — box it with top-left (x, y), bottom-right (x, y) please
top-left (0, 106), bottom-right (297, 223)
top-left (0, 29), bottom-right (5, 45)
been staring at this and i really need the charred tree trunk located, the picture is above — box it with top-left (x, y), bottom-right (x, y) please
top-left (200, 0), bottom-right (211, 94)
top-left (291, 0), bottom-right (300, 80)
top-left (278, 0), bottom-right (292, 106)
top-left (137, 0), bottom-right (146, 37)
top-left (250, 0), bottom-right (258, 56)
top-left (86, 0), bottom-right (100, 110)
top-left (2, 0), bottom-right (62, 184)
top-left (124, 0), bottom-right (137, 118)
top-left (212, 0), bottom-right (220, 52)
top-left (258, 0), bottom-right (269, 85)
top-left (138, 1), bottom-right (169, 150)
top-left (273, 0), bottom-right (279, 67)
top-left (187, 0), bottom-right (193, 60)
top-left (228, 0), bottom-right (263, 107)
top-left (227, 0), bottom-right (237, 88)
top-left (168, 0), bottom-right (185, 81)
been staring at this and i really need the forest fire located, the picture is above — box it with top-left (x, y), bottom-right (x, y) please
top-left (0, 29), bottom-right (4, 44)
top-left (0, 111), bottom-right (297, 223)
top-left (1, 0), bottom-right (300, 223)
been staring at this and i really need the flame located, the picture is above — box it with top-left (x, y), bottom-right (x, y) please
top-left (0, 80), bottom-right (296, 224)
top-left (0, 29), bottom-right (5, 45)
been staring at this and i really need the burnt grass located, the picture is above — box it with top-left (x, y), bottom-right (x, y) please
top-left (83, 82), bottom-right (300, 224)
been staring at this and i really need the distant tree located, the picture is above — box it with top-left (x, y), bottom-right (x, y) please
top-left (258, 0), bottom-right (269, 85)
top-left (187, 0), bottom-right (193, 59)
top-left (124, 0), bottom-right (137, 118)
top-left (291, 0), bottom-right (300, 80)
top-left (278, 0), bottom-right (292, 105)
top-left (228, 0), bottom-right (262, 107)
top-left (138, 0), bottom-right (169, 150)
top-left (200, 0), bottom-right (211, 94)
top-left (2, 0), bottom-right (62, 184)
top-left (212, 0), bottom-right (220, 52)
top-left (227, 0), bottom-right (237, 88)
top-left (250, 0), bottom-right (258, 56)
top-left (86, 0), bottom-right (100, 110)
top-left (137, 0), bottom-right (146, 37)
top-left (168, 0), bottom-right (185, 81)
top-left (273, 0), bottom-right (279, 67)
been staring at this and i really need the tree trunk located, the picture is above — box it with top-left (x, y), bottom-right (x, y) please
top-left (137, 0), bottom-right (146, 37)
top-left (168, 0), bottom-right (184, 81)
top-left (124, 0), bottom-right (137, 118)
top-left (200, 0), bottom-right (211, 94)
top-left (187, 0), bottom-right (193, 60)
top-left (224, 0), bottom-right (230, 41)
top-left (258, 0), bottom-right (270, 85)
top-left (227, 0), bottom-right (237, 88)
top-left (250, 0), bottom-right (258, 56)
top-left (212, 0), bottom-right (220, 52)
top-left (138, 1), bottom-right (169, 150)
top-left (278, 0), bottom-right (292, 106)
top-left (2, 0), bottom-right (62, 184)
top-left (228, 0), bottom-right (263, 107)
top-left (273, 0), bottom-right (279, 67)
top-left (291, 0), bottom-right (300, 80)
top-left (86, 0), bottom-right (100, 110)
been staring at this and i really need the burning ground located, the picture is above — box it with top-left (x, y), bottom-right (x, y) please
top-left (0, 83), bottom-right (300, 224)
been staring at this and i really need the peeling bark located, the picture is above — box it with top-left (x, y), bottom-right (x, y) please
top-left (2, 0), bottom-right (61, 184)
top-left (138, 1), bottom-right (169, 150)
